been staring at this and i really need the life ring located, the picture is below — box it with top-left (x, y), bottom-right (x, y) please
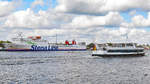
top-left (103, 47), bottom-right (106, 50)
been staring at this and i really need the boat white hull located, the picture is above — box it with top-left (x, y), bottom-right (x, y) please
top-left (92, 53), bottom-right (145, 56)
top-left (2, 43), bottom-right (87, 51)
top-left (92, 50), bottom-right (145, 56)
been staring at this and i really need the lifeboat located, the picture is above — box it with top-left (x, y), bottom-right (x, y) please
top-left (28, 36), bottom-right (41, 40)
top-left (36, 36), bottom-right (41, 39)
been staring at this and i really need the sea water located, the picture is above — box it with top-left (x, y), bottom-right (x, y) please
top-left (0, 51), bottom-right (150, 84)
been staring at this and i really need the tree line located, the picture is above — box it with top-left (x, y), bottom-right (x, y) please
top-left (0, 41), bottom-right (11, 48)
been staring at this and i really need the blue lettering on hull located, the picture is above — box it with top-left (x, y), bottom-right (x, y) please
top-left (1, 45), bottom-right (86, 51)
top-left (31, 45), bottom-right (59, 51)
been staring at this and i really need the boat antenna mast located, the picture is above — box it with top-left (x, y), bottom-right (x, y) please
top-left (125, 33), bottom-right (128, 42)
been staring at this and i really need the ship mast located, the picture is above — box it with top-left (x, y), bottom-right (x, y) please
top-left (17, 32), bottom-right (23, 42)
top-left (18, 32), bottom-right (23, 38)
top-left (48, 34), bottom-right (58, 44)
top-left (56, 34), bottom-right (57, 44)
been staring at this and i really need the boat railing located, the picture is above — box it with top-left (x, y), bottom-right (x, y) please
top-left (107, 46), bottom-right (135, 48)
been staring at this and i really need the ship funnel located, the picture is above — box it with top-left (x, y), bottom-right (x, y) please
top-left (72, 40), bottom-right (76, 45)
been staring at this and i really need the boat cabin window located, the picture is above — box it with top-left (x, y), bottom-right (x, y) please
top-left (107, 49), bottom-right (143, 52)
top-left (107, 43), bottom-right (136, 47)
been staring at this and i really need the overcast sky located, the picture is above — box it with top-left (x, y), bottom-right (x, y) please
top-left (0, 0), bottom-right (150, 44)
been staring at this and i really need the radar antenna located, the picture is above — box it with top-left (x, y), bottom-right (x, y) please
top-left (17, 32), bottom-right (23, 38)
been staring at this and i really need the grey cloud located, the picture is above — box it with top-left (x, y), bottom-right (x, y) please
top-left (55, 0), bottom-right (150, 15)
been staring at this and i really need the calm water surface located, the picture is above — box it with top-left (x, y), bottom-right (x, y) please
top-left (0, 51), bottom-right (150, 84)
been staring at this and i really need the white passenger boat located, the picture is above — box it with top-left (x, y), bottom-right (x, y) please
top-left (92, 43), bottom-right (145, 56)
